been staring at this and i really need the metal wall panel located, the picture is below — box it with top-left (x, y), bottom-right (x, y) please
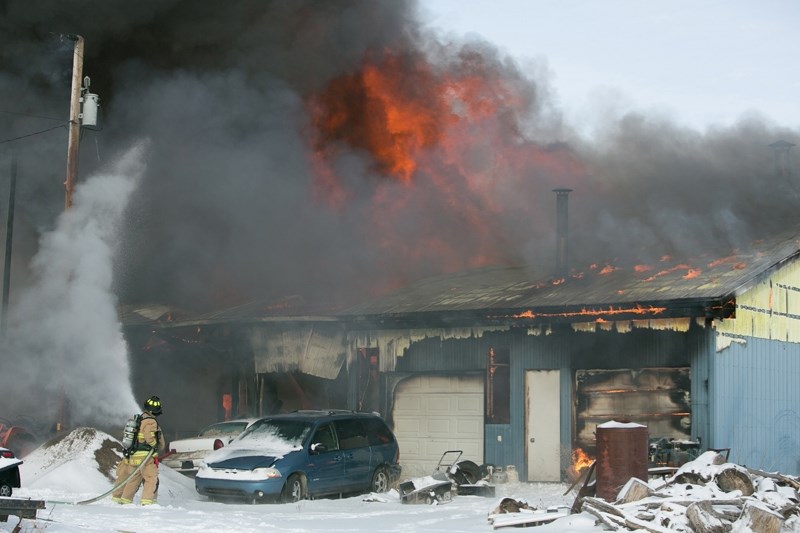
top-left (711, 252), bottom-right (800, 475)
top-left (710, 335), bottom-right (800, 474)
top-left (689, 321), bottom-right (714, 448)
top-left (392, 325), bottom-right (705, 481)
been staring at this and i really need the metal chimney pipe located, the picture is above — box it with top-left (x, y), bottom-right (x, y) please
top-left (769, 140), bottom-right (795, 177)
top-left (553, 188), bottom-right (573, 278)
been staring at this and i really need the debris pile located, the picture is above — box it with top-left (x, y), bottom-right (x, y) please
top-left (487, 497), bottom-right (570, 529)
top-left (580, 451), bottom-right (800, 533)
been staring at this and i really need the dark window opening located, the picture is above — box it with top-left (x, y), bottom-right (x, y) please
top-left (311, 423), bottom-right (339, 452)
top-left (486, 347), bottom-right (510, 424)
top-left (334, 419), bottom-right (369, 450)
top-left (357, 348), bottom-right (380, 413)
top-left (363, 418), bottom-right (394, 445)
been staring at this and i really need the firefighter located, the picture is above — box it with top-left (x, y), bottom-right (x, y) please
top-left (111, 396), bottom-right (166, 505)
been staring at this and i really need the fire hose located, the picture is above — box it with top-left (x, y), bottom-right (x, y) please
top-left (47, 449), bottom-right (155, 505)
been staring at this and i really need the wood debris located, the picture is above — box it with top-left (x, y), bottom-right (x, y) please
top-left (577, 451), bottom-right (800, 532)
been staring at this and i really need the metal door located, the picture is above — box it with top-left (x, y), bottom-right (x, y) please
top-left (334, 419), bottom-right (373, 490)
top-left (305, 423), bottom-right (345, 495)
top-left (525, 369), bottom-right (561, 481)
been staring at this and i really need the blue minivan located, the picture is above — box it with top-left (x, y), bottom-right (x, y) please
top-left (195, 410), bottom-right (401, 503)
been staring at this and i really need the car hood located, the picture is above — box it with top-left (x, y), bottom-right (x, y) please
top-left (204, 438), bottom-right (303, 470)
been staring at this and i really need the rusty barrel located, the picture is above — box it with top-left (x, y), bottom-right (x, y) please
top-left (595, 421), bottom-right (648, 501)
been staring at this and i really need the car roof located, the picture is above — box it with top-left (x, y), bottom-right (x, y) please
top-left (209, 418), bottom-right (260, 425)
top-left (259, 410), bottom-right (386, 423)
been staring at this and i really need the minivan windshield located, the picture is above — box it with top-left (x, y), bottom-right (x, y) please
top-left (239, 419), bottom-right (312, 447)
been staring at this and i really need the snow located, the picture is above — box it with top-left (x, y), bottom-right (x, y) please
top-left (3, 428), bottom-right (799, 532)
top-left (598, 421), bottom-right (646, 429)
top-left (0, 451), bottom-right (22, 473)
top-left (3, 428), bottom-right (591, 532)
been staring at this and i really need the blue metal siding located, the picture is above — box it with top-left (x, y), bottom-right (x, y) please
top-left (394, 325), bottom-right (704, 481)
top-left (484, 425), bottom-right (514, 469)
top-left (710, 336), bottom-right (800, 474)
top-left (689, 322), bottom-right (714, 448)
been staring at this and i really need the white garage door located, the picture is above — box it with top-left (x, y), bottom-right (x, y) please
top-left (392, 374), bottom-right (484, 478)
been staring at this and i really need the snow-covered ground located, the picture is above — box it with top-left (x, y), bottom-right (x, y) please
top-left (1, 428), bottom-right (594, 532)
top-left (4, 428), bottom-right (799, 532)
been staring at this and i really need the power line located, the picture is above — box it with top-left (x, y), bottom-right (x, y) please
top-left (0, 124), bottom-right (68, 145)
top-left (0, 109), bottom-right (64, 122)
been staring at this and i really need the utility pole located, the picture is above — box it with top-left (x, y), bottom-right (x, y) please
top-left (2, 151), bottom-right (17, 334)
top-left (64, 34), bottom-right (84, 209)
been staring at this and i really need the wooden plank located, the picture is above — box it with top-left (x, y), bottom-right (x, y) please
top-left (0, 498), bottom-right (45, 520)
top-left (0, 499), bottom-right (45, 510)
top-left (492, 512), bottom-right (568, 529)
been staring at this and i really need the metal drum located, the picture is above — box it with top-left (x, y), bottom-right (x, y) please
top-left (595, 421), bottom-right (648, 501)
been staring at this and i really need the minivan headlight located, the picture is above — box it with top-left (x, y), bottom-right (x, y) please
top-left (252, 467), bottom-right (282, 479)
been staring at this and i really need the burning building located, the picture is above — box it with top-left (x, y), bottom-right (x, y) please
top-left (1, 1), bottom-right (799, 479)
top-left (121, 219), bottom-right (800, 481)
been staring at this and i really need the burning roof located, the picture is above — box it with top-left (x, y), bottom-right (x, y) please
top-left (2, 1), bottom-right (798, 317)
top-left (119, 226), bottom-right (800, 329)
top-left (340, 227), bottom-right (800, 325)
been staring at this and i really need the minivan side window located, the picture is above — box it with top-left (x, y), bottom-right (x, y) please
top-left (363, 418), bottom-right (393, 446)
top-left (311, 423), bottom-right (338, 452)
top-left (334, 419), bottom-right (369, 450)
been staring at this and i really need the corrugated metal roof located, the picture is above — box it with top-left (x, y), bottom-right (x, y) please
top-left (119, 229), bottom-right (800, 328)
top-left (341, 229), bottom-right (800, 321)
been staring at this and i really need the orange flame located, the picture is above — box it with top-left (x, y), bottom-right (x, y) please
top-left (510, 304), bottom-right (667, 320)
top-left (599, 265), bottom-right (619, 275)
top-left (305, 50), bottom-right (589, 295)
top-left (683, 268), bottom-right (701, 279)
top-left (567, 447), bottom-right (595, 480)
top-left (309, 53), bottom-right (448, 183)
top-left (643, 264), bottom-right (694, 282)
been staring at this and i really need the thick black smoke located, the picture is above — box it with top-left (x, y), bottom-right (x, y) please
top-left (1, 0), bottom-right (797, 316)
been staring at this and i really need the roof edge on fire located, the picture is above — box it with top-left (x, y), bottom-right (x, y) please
top-left (338, 226), bottom-right (800, 319)
top-left (118, 227), bottom-right (800, 329)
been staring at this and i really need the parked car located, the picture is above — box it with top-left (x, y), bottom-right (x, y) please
top-left (195, 410), bottom-right (401, 503)
top-left (163, 418), bottom-right (259, 476)
top-left (0, 447), bottom-right (22, 497)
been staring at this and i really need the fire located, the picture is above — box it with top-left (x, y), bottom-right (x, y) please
top-left (643, 264), bottom-right (694, 282)
top-left (708, 256), bottom-right (737, 268)
top-left (683, 268), bottom-right (701, 279)
top-left (567, 447), bottom-right (594, 480)
top-left (510, 304), bottom-right (667, 320)
top-left (599, 265), bottom-right (619, 275)
top-left (305, 49), bottom-right (589, 294)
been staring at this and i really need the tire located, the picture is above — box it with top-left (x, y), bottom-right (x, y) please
top-left (0, 483), bottom-right (12, 497)
top-left (452, 460), bottom-right (481, 485)
top-left (370, 466), bottom-right (390, 493)
top-left (281, 474), bottom-right (304, 503)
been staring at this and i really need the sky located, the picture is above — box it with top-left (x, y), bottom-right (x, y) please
top-left (4, 428), bottom-right (798, 532)
top-left (420, 0), bottom-right (800, 134)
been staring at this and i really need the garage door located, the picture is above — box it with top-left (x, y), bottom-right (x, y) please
top-left (391, 374), bottom-right (484, 478)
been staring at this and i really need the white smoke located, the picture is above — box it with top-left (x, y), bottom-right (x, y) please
top-left (1, 142), bottom-right (149, 427)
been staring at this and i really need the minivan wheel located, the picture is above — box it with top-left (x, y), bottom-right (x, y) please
top-left (0, 483), bottom-right (12, 497)
top-left (281, 474), bottom-right (304, 503)
top-left (371, 466), bottom-right (390, 493)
